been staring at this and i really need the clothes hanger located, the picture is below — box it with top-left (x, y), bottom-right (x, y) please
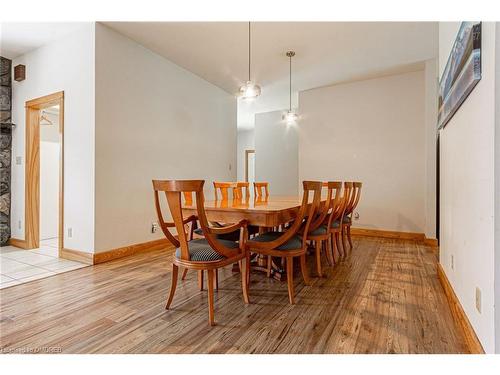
top-left (39, 111), bottom-right (53, 126)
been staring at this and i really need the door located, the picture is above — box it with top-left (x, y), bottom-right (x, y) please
top-left (24, 91), bottom-right (64, 254)
top-left (245, 149), bottom-right (255, 184)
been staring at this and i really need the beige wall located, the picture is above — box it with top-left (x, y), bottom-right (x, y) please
top-left (439, 22), bottom-right (496, 353)
top-left (299, 70), bottom-right (426, 233)
top-left (94, 24), bottom-right (237, 252)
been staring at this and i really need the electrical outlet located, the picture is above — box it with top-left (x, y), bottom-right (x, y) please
top-left (151, 222), bottom-right (159, 233)
top-left (16, 156), bottom-right (22, 165)
top-left (475, 287), bottom-right (482, 314)
top-left (451, 255), bottom-right (454, 270)
top-left (67, 227), bottom-right (73, 238)
top-left (18, 220), bottom-right (21, 230)
top-left (354, 212), bottom-right (360, 220)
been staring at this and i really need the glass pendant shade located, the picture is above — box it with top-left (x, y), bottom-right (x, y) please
top-left (284, 109), bottom-right (298, 124)
top-left (239, 22), bottom-right (261, 100)
top-left (239, 80), bottom-right (261, 100)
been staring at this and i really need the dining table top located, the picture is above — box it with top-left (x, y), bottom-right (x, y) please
top-left (181, 195), bottom-right (325, 227)
top-left (183, 196), bottom-right (303, 212)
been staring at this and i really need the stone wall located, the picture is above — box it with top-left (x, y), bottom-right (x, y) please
top-left (0, 57), bottom-right (12, 245)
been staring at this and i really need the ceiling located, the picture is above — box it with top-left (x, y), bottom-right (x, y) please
top-left (104, 22), bottom-right (438, 129)
top-left (1, 22), bottom-right (438, 129)
top-left (0, 22), bottom-right (86, 59)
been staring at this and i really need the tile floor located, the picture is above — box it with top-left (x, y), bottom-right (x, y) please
top-left (0, 238), bottom-right (88, 289)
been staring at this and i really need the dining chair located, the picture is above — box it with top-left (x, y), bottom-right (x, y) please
top-left (213, 181), bottom-right (238, 200)
top-left (213, 181), bottom-right (258, 238)
top-left (304, 181), bottom-right (343, 277)
top-left (253, 182), bottom-right (269, 198)
top-left (342, 181), bottom-right (362, 251)
top-left (332, 182), bottom-right (353, 258)
top-left (246, 181), bottom-right (322, 304)
top-left (152, 179), bottom-right (250, 326)
top-left (234, 182), bottom-right (251, 200)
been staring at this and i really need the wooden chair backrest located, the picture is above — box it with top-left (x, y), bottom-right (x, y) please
top-left (213, 181), bottom-right (238, 200)
top-left (234, 182), bottom-right (250, 200)
top-left (153, 180), bottom-right (239, 262)
top-left (341, 182), bottom-right (354, 220)
top-left (310, 181), bottom-right (342, 232)
top-left (249, 181), bottom-right (321, 251)
top-left (344, 181), bottom-right (362, 217)
top-left (349, 182), bottom-right (362, 215)
top-left (253, 182), bottom-right (269, 197)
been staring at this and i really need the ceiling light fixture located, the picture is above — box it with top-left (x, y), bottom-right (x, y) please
top-left (284, 50), bottom-right (298, 124)
top-left (239, 22), bottom-right (261, 100)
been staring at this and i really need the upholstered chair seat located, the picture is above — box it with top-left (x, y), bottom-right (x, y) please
top-left (194, 223), bottom-right (258, 241)
top-left (330, 220), bottom-right (341, 228)
top-left (175, 238), bottom-right (238, 262)
top-left (251, 231), bottom-right (302, 250)
top-left (309, 225), bottom-right (328, 236)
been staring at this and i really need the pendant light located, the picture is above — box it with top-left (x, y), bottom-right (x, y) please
top-left (284, 50), bottom-right (298, 124)
top-left (239, 22), bottom-right (261, 99)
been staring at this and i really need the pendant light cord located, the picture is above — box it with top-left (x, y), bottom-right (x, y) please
top-left (289, 54), bottom-right (292, 111)
top-left (248, 21), bottom-right (251, 81)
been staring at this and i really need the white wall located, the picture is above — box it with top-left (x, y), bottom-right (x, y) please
top-left (439, 22), bottom-right (496, 353)
top-left (40, 112), bottom-right (59, 240)
top-left (237, 129), bottom-right (255, 181)
top-left (254, 110), bottom-right (298, 196)
top-left (424, 59), bottom-right (438, 239)
top-left (299, 70), bottom-right (426, 233)
top-left (10, 23), bottom-right (95, 253)
top-left (495, 21), bottom-right (500, 355)
top-left (94, 23), bottom-right (237, 252)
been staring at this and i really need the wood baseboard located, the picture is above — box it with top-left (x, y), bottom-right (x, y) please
top-left (437, 263), bottom-right (484, 354)
top-left (350, 227), bottom-right (425, 241)
top-left (60, 247), bottom-right (94, 265)
top-left (350, 227), bottom-right (438, 248)
top-left (93, 238), bottom-right (173, 264)
top-left (7, 238), bottom-right (28, 249)
top-left (58, 239), bottom-right (174, 265)
top-left (424, 237), bottom-right (439, 247)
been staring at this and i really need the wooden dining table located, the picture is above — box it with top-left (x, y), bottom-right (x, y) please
top-left (182, 195), bottom-right (325, 280)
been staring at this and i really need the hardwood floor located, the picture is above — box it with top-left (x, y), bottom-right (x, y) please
top-left (0, 236), bottom-right (468, 354)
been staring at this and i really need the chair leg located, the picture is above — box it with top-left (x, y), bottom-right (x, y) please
top-left (342, 225), bottom-right (349, 255)
top-left (241, 256), bottom-right (250, 304)
top-left (347, 225), bottom-right (353, 249)
top-left (324, 238), bottom-right (334, 266)
top-left (331, 233), bottom-right (338, 263)
top-left (165, 264), bottom-right (179, 309)
top-left (315, 240), bottom-right (323, 277)
top-left (266, 255), bottom-right (272, 277)
top-left (181, 268), bottom-right (188, 280)
top-left (207, 269), bottom-right (215, 326)
top-left (286, 257), bottom-right (295, 304)
top-left (336, 232), bottom-right (344, 258)
top-left (198, 270), bottom-right (204, 291)
top-left (215, 269), bottom-right (219, 291)
top-left (300, 254), bottom-right (311, 286)
top-left (247, 254), bottom-right (251, 287)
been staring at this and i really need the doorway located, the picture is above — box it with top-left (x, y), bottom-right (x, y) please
top-left (24, 91), bottom-right (64, 255)
top-left (245, 149), bottom-right (255, 184)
